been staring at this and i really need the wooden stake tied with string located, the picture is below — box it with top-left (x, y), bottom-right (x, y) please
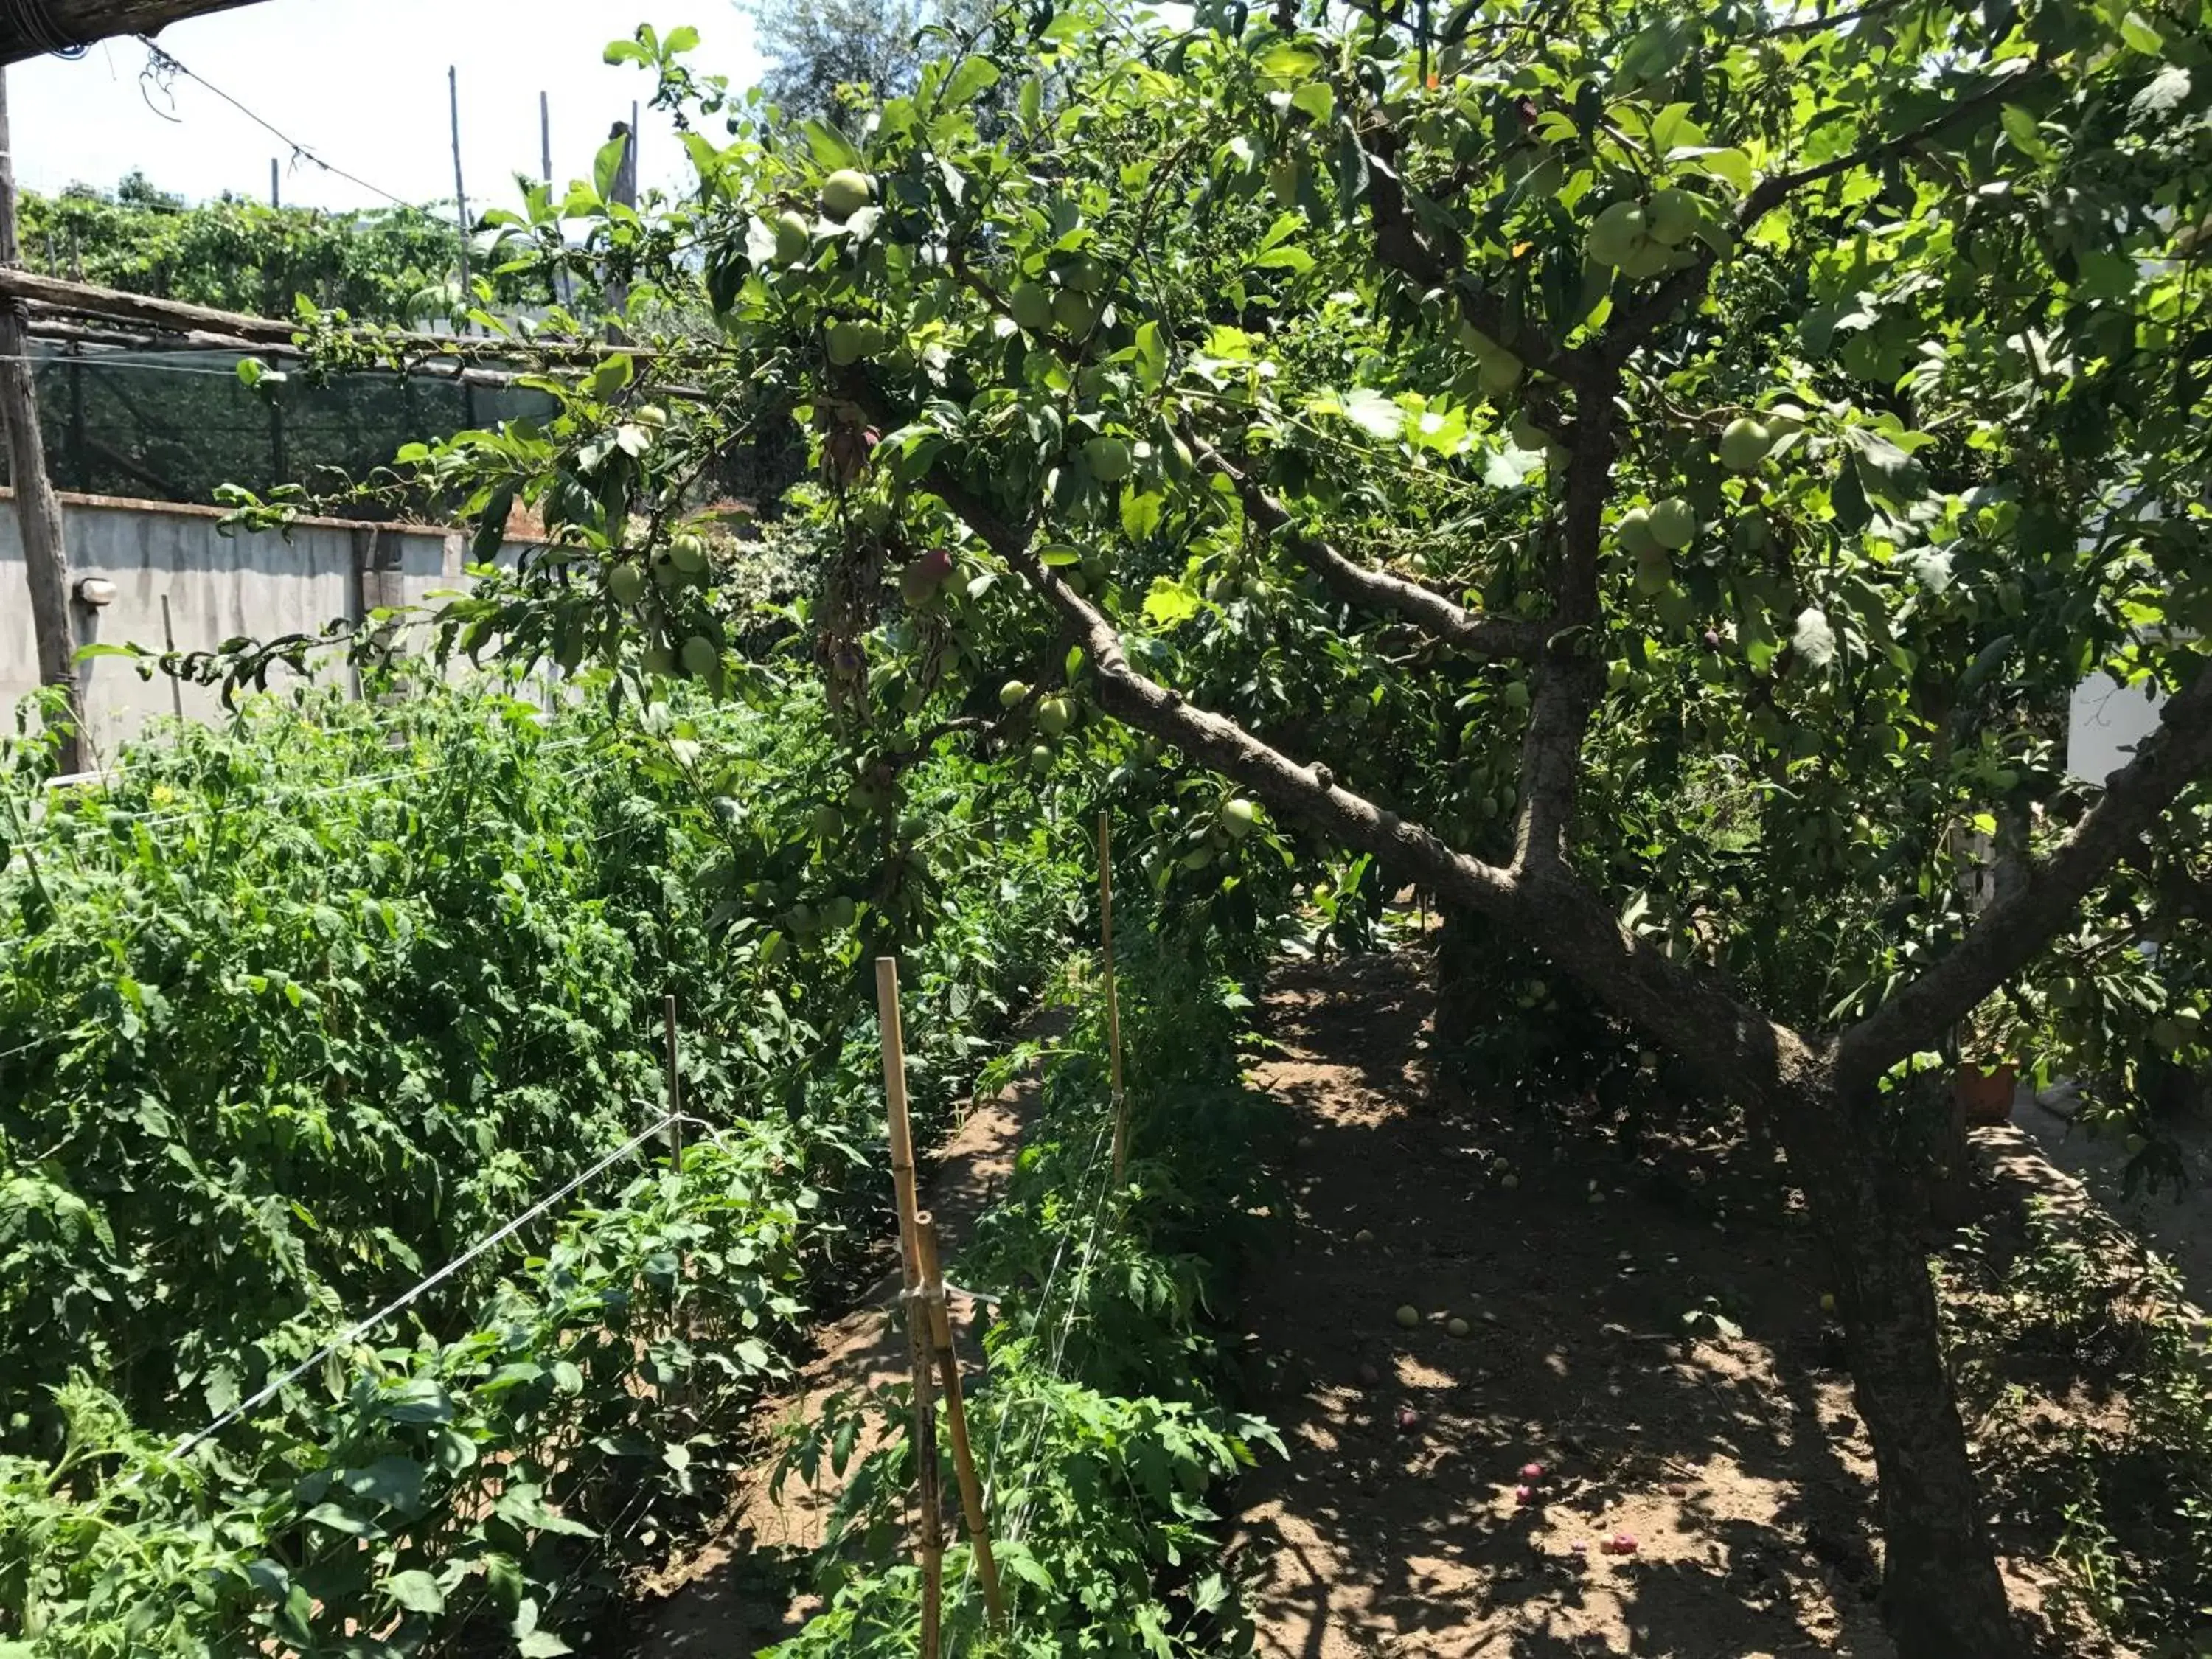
top-left (1099, 813), bottom-right (1130, 1182)
top-left (874, 959), bottom-right (945, 1657)
top-left (916, 1210), bottom-right (1006, 1629)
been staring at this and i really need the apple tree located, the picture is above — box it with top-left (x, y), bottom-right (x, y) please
top-left (365, 2), bottom-right (2212, 1652)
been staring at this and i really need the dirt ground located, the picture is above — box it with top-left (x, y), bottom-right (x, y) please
top-left (1226, 949), bottom-right (1896, 1659)
top-left (629, 945), bottom-right (2150, 1658)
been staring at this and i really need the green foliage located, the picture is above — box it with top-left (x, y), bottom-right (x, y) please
top-left (0, 666), bottom-right (1091, 1655)
top-left (21, 174), bottom-right (477, 324)
top-left (768, 922), bottom-right (1286, 1655)
top-left (363, 0), bottom-right (2208, 1082)
top-left (745, 0), bottom-right (1001, 126)
top-left (192, 0), bottom-right (2212, 1641)
top-left (1944, 1213), bottom-right (2212, 1644)
top-left (0, 1127), bottom-right (810, 1658)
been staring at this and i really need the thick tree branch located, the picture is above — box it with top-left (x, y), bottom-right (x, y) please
top-left (1360, 125), bottom-right (1593, 389)
top-left (1189, 432), bottom-right (1543, 658)
top-left (917, 456), bottom-right (1806, 1103)
top-left (1837, 664), bottom-right (2212, 1088)
top-left (1512, 381), bottom-right (1618, 869)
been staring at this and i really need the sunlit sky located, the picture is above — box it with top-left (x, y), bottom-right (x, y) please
top-left (11, 2), bottom-right (765, 217)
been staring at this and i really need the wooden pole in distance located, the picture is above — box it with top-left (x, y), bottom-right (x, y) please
top-left (448, 67), bottom-right (472, 316)
top-left (875, 959), bottom-right (942, 1655)
top-left (160, 596), bottom-right (184, 723)
top-left (916, 1212), bottom-right (1006, 1629)
top-left (0, 69), bottom-right (81, 776)
top-left (662, 992), bottom-right (684, 1166)
top-left (1099, 813), bottom-right (1129, 1181)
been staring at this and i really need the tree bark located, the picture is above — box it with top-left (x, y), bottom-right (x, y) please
top-left (1775, 1071), bottom-right (2023, 1659)
top-left (0, 70), bottom-right (80, 774)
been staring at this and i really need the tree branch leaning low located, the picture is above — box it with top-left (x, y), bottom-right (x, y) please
top-left (310, 8), bottom-right (2212, 1656)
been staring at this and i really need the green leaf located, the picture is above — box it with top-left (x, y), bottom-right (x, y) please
top-left (2118, 9), bottom-right (2163, 52)
top-left (304, 1501), bottom-right (380, 1537)
top-left (1133, 321), bottom-right (1167, 392)
top-left (1257, 42), bottom-right (1323, 79)
top-left (1290, 81), bottom-right (1335, 123)
top-left (942, 55), bottom-right (1001, 108)
top-left (1121, 490), bottom-right (1165, 540)
top-left (518, 1635), bottom-right (575, 1658)
top-left (473, 490), bottom-right (514, 560)
top-left (1683, 147), bottom-right (1753, 192)
top-left (593, 135), bottom-right (629, 204)
top-left (589, 354), bottom-right (636, 400)
top-left (1144, 577), bottom-right (1203, 629)
top-left (343, 1455), bottom-right (427, 1514)
top-left (799, 119), bottom-right (864, 172)
top-left (384, 1569), bottom-right (445, 1615)
top-left (2000, 104), bottom-right (2052, 163)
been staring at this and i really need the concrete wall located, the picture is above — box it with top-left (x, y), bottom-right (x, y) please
top-left (0, 490), bottom-right (461, 762)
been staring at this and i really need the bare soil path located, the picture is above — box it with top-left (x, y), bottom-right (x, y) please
top-left (1227, 948), bottom-right (1896, 1659)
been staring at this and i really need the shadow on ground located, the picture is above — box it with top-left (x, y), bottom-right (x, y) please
top-left (1228, 950), bottom-right (1893, 1659)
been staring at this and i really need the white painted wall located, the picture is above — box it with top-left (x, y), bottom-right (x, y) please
top-left (2068, 671), bottom-right (2171, 787)
top-left (0, 491), bottom-right (460, 763)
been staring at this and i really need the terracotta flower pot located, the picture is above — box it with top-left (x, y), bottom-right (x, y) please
top-left (1952, 1062), bottom-right (2019, 1126)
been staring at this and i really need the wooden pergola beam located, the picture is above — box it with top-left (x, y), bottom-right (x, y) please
top-left (0, 267), bottom-right (689, 367)
top-left (0, 0), bottom-right (265, 65)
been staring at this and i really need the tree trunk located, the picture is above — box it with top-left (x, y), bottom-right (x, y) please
top-left (1779, 1076), bottom-right (2023, 1659)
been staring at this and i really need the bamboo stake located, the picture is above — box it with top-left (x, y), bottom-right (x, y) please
top-left (160, 596), bottom-right (184, 723)
top-left (916, 1212), bottom-right (1006, 1629)
top-left (876, 958), bottom-right (923, 1281)
top-left (876, 959), bottom-right (943, 1656)
top-left (662, 992), bottom-right (684, 1167)
top-left (1099, 813), bottom-right (1130, 1181)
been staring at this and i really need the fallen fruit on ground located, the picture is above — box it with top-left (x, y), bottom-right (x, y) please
top-left (1395, 1304), bottom-right (1421, 1329)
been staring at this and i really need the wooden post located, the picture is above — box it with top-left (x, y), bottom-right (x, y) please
top-left (603, 111), bottom-right (639, 330)
top-left (875, 957), bottom-right (923, 1279)
top-left (915, 1212), bottom-right (1006, 1629)
top-left (662, 992), bottom-right (684, 1166)
top-left (0, 69), bottom-right (81, 776)
top-left (874, 958), bottom-right (942, 1656)
top-left (159, 595), bottom-right (184, 723)
top-left (448, 67), bottom-right (472, 316)
top-left (1099, 813), bottom-right (1130, 1181)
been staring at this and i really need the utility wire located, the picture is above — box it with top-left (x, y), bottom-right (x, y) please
top-left (133, 38), bottom-right (458, 227)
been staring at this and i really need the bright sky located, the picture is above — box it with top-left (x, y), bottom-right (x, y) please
top-left (10, 1), bottom-right (765, 214)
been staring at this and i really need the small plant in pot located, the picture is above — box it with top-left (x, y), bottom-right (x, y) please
top-left (1954, 997), bottom-right (2034, 1125)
